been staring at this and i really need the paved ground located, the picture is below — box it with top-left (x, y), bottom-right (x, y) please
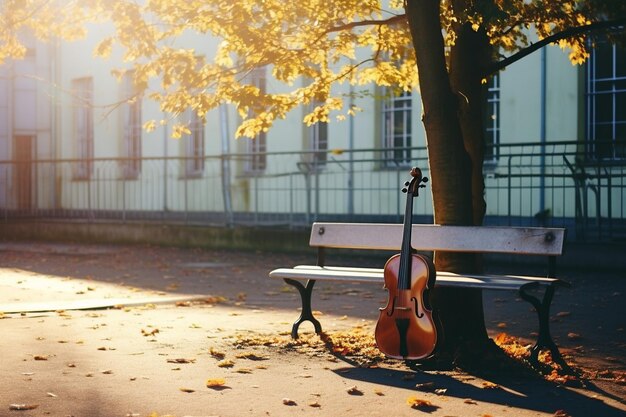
top-left (0, 242), bottom-right (624, 417)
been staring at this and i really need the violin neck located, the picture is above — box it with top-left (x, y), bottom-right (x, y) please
top-left (398, 192), bottom-right (414, 290)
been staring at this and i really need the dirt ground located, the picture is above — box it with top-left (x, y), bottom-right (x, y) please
top-left (0, 242), bottom-right (624, 417)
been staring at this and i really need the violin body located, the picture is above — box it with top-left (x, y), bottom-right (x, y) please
top-left (375, 253), bottom-right (437, 360)
top-left (374, 167), bottom-right (438, 360)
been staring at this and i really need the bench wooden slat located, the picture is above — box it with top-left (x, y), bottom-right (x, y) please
top-left (310, 223), bottom-right (565, 256)
top-left (270, 265), bottom-right (565, 291)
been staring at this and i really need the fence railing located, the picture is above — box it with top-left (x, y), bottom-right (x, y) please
top-left (2, 141), bottom-right (625, 242)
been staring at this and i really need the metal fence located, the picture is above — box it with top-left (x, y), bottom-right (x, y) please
top-left (2, 141), bottom-right (625, 243)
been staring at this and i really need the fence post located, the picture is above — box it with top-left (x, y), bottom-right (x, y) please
top-left (88, 160), bottom-right (93, 222)
top-left (184, 164), bottom-right (189, 224)
top-left (507, 155), bottom-right (512, 226)
top-left (122, 171), bottom-right (126, 223)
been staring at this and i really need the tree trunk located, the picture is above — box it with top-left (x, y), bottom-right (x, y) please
top-left (405, 0), bottom-right (490, 358)
top-left (449, 22), bottom-right (490, 228)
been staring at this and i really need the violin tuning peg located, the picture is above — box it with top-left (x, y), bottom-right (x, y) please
top-left (404, 181), bottom-right (410, 186)
top-left (402, 188), bottom-right (408, 193)
top-left (422, 177), bottom-right (429, 183)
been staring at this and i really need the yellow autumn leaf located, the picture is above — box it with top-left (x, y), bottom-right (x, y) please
top-left (406, 396), bottom-right (433, 408)
top-left (209, 347), bottom-right (226, 359)
top-left (217, 359), bottom-right (235, 368)
top-left (206, 378), bottom-right (226, 388)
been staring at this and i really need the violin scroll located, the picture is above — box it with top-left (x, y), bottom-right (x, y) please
top-left (403, 167), bottom-right (429, 196)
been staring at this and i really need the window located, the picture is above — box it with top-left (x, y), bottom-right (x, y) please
top-left (244, 67), bottom-right (267, 173)
top-left (72, 77), bottom-right (93, 179)
top-left (303, 98), bottom-right (328, 169)
top-left (121, 71), bottom-right (142, 178)
top-left (183, 109), bottom-right (205, 177)
top-left (586, 38), bottom-right (626, 159)
top-left (308, 119), bottom-right (328, 167)
top-left (483, 74), bottom-right (500, 162)
top-left (382, 89), bottom-right (412, 166)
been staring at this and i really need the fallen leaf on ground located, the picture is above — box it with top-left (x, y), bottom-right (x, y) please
top-left (9, 404), bottom-right (39, 410)
top-left (347, 386), bottom-right (363, 395)
top-left (203, 296), bottom-right (228, 304)
top-left (235, 352), bottom-right (268, 360)
top-left (553, 411), bottom-right (572, 417)
top-left (308, 401), bottom-right (321, 408)
top-left (46, 392), bottom-right (57, 398)
top-left (33, 355), bottom-right (49, 361)
top-left (179, 388), bottom-right (195, 393)
top-left (374, 389), bottom-right (385, 396)
top-left (206, 378), bottom-right (226, 388)
top-left (567, 332), bottom-right (581, 340)
top-left (236, 368), bottom-right (253, 374)
top-left (217, 359), bottom-right (235, 368)
top-left (166, 358), bottom-right (196, 364)
top-left (556, 311), bottom-right (571, 317)
top-left (406, 396), bottom-right (434, 409)
top-left (141, 328), bottom-right (159, 337)
top-left (209, 347), bottom-right (226, 359)
top-left (464, 399), bottom-right (478, 405)
top-left (482, 381), bottom-right (500, 389)
top-left (415, 382), bottom-right (436, 391)
top-left (282, 398), bottom-right (297, 406)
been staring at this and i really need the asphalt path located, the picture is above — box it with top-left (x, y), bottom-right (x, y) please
top-left (0, 242), bottom-right (624, 417)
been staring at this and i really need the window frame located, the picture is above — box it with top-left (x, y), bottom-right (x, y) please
top-left (585, 37), bottom-right (626, 160)
top-left (244, 67), bottom-right (268, 174)
top-left (182, 109), bottom-right (205, 177)
top-left (381, 88), bottom-right (412, 167)
top-left (121, 71), bottom-right (142, 179)
top-left (72, 77), bottom-right (94, 180)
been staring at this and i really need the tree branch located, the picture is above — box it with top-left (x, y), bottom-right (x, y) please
top-left (326, 14), bottom-right (406, 34)
top-left (484, 17), bottom-right (626, 77)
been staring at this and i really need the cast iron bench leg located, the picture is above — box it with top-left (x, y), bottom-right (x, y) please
top-left (283, 278), bottom-right (322, 339)
top-left (519, 282), bottom-right (571, 372)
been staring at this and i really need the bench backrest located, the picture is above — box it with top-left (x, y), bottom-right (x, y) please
top-left (309, 222), bottom-right (565, 256)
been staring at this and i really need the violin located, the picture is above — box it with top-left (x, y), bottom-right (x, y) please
top-left (375, 167), bottom-right (438, 360)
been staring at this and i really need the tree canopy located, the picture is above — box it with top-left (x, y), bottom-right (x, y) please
top-left (2, 1), bottom-right (625, 139)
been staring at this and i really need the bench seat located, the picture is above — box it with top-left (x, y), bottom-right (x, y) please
top-left (271, 265), bottom-right (567, 290)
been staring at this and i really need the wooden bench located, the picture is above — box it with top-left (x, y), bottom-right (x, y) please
top-left (269, 222), bottom-right (571, 367)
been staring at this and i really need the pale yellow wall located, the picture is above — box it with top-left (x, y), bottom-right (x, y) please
top-left (500, 44), bottom-right (579, 144)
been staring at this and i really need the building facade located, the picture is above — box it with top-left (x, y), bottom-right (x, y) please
top-left (0, 27), bottom-right (624, 240)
